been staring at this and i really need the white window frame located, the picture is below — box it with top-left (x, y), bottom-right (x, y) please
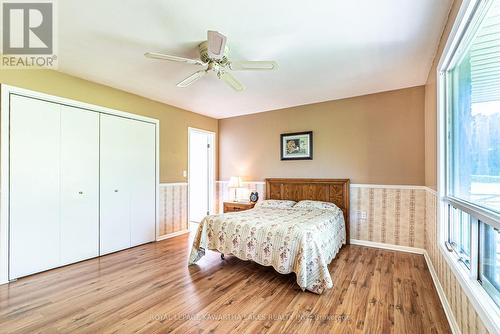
top-left (437, 0), bottom-right (500, 332)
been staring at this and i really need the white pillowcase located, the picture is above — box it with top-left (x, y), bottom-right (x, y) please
top-left (255, 199), bottom-right (297, 209)
top-left (293, 200), bottom-right (340, 211)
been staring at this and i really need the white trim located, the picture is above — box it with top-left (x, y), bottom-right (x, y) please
top-left (156, 229), bottom-right (190, 241)
top-left (1, 85), bottom-right (159, 124)
top-left (0, 86), bottom-right (10, 284)
top-left (160, 182), bottom-right (188, 186)
top-left (350, 239), bottom-right (425, 255)
top-left (446, 197), bottom-right (500, 230)
top-left (216, 181), bottom-right (430, 190)
top-left (423, 251), bottom-right (461, 334)
top-left (155, 110), bottom-right (161, 243)
top-left (216, 180), bottom-right (266, 185)
top-left (424, 186), bottom-right (438, 196)
top-left (437, 0), bottom-right (479, 71)
top-left (0, 84), bottom-right (161, 284)
top-left (187, 127), bottom-right (216, 135)
top-left (350, 184), bottom-right (427, 190)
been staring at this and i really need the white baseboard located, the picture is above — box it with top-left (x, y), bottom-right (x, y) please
top-left (156, 229), bottom-right (190, 241)
top-left (350, 238), bottom-right (459, 333)
top-left (350, 239), bottom-right (425, 254)
top-left (423, 251), bottom-right (461, 334)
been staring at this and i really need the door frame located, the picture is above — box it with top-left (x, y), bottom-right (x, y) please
top-left (0, 84), bottom-right (160, 284)
top-left (187, 127), bottom-right (215, 228)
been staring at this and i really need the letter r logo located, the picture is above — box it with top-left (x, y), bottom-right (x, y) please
top-left (2, 2), bottom-right (53, 54)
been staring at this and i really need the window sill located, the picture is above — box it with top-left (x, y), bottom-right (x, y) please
top-left (438, 243), bottom-right (500, 333)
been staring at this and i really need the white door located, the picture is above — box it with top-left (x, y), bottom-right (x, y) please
top-left (60, 105), bottom-right (99, 265)
top-left (128, 121), bottom-right (156, 247)
top-left (9, 95), bottom-right (61, 279)
top-left (100, 114), bottom-right (132, 255)
top-left (189, 128), bottom-right (214, 223)
top-left (100, 114), bottom-right (156, 254)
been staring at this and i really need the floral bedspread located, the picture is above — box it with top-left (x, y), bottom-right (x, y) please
top-left (188, 206), bottom-right (346, 294)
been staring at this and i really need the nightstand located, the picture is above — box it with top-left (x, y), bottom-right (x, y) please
top-left (223, 201), bottom-right (256, 213)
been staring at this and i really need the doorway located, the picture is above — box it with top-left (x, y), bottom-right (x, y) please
top-left (188, 128), bottom-right (215, 227)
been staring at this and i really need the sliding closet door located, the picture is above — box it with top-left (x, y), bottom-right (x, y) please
top-left (128, 121), bottom-right (156, 247)
top-left (100, 114), bottom-right (132, 254)
top-left (60, 106), bottom-right (99, 265)
top-left (9, 95), bottom-right (61, 279)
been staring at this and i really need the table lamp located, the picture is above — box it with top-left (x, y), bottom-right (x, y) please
top-left (228, 176), bottom-right (243, 202)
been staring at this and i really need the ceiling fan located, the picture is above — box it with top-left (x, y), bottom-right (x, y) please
top-left (145, 31), bottom-right (278, 91)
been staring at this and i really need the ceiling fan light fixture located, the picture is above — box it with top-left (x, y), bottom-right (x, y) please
top-left (145, 30), bottom-right (277, 91)
top-left (207, 30), bottom-right (227, 60)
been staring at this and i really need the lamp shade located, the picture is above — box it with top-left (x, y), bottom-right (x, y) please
top-left (228, 176), bottom-right (242, 188)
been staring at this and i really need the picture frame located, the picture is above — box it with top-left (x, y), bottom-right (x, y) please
top-left (280, 131), bottom-right (313, 160)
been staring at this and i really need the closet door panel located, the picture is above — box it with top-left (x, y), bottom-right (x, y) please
top-left (9, 95), bottom-right (61, 279)
top-left (99, 114), bottom-right (131, 255)
top-left (129, 121), bottom-right (156, 246)
top-left (60, 106), bottom-right (99, 265)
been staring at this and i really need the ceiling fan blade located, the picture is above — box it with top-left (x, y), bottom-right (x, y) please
top-left (220, 72), bottom-right (245, 91)
top-left (145, 52), bottom-right (205, 66)
top-left (207, 31), bottom-right (227, 60)
top-left (229, 60), bottom-right (278, 71)
top-left (177, 70), bottom-right (207, 87)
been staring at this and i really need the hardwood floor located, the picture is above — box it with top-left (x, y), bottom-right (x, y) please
top-left (0, 234), bottom-right (451, 333)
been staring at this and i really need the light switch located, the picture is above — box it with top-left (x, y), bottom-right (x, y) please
top-left (182, 170), bottom-right (187, 178)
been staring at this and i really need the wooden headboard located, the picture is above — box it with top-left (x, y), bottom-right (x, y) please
top-left (265, 178), bottom-right (350, 244)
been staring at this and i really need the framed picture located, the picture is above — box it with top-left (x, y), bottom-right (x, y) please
top-left (280, 131), bottom-right (313, 160)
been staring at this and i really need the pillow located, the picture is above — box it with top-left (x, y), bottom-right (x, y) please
top-left (255, 199), bottom-right (296, 209)
top-left (293, 200), bottom-right (340, 211)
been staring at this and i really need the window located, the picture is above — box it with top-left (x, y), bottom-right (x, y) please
top-left (447, 0), bottom-right (500, 214)
top-left (480, 222), bottom-right (500, 306)
top-left (448, 206), bottom-right (472, 268)
top-left (443, 0), bottom-right (500, 310)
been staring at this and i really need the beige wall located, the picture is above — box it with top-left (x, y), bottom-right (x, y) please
top-left (0, 70), bottom-right (218, 183)
top-left (219, 86), bottom-right (425, 185)
top-left (424, 0), bottom-right (462, 190)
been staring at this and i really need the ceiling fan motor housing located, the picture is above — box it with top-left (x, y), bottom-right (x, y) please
top-left (198, 41), bottom-right (229, 64)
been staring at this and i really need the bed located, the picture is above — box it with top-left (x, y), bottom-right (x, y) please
top-left (188, 178), bottom-right (350, 294)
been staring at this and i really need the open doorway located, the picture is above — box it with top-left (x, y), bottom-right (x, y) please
top-left (188, 128), bottom-right (215, 229)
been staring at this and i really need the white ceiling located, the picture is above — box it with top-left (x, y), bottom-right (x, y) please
top-left (59, 0), bottom-right (452, 119)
